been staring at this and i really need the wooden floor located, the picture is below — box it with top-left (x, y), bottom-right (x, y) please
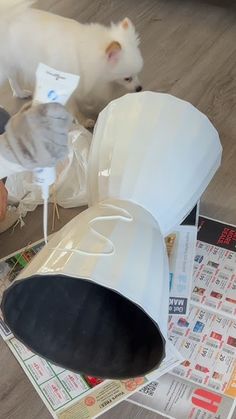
top-left (0, 0), bottom-right (236, 418)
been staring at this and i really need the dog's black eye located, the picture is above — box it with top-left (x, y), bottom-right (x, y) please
top-left (124, 77), bottom-right (133, 82)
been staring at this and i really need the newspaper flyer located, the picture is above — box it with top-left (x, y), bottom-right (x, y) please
top-left (0, 313), bottom-right (181, 419)
top-left (0, 237), bottom-right (183, 418)
top-left (191, 217), bottom-right (236, 316)
top-left (129, 216), bottom-right (236, 419)
top-left (168, 305), bottom-right (236, 395)
top-left (168, 225), bottom-right (197, 316)
top-left (129, 373), bottom-right (236, 419)
top-left (168, 204), bottom-right (198, 316)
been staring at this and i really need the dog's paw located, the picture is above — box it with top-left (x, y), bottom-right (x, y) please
top-left (84, 118), bottom-right (95, 129)
top-left (13, 89), bottom-right (32, 99)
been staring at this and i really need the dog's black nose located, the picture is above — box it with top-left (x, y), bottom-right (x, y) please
top-left (135, 85), bottom-right (142, 92)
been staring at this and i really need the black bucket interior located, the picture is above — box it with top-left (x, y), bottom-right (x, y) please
top-left (2, 275), bottom-right (165, 379)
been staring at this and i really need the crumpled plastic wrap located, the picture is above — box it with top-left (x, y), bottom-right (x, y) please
top-left (6, 123), bottom-right (92, 218)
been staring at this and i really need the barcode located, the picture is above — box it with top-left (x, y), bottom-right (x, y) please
top-left (222, 306), bottom-right (232, 314)
top-left (206, 341), bottom-right (218, 349)
top-left (223, 347), bottom-right (235, 355)
top-left (209, 382), bottom-right (221, 391)
top-left (203, 269), bottom-right (213, 275)
top-left (189, 335), bottom-right (201, 342)
top-left (217, 273), bottom-right (229, 281)
top-left (173, 330), bottom-right (184, 336)
top-left (206, 301), bottom-right (217, 308)
top-left (140, 381), bottom-right (158, 397)
top-left (172, 368), bottom-right (185, 377)
top-left (191, 295), bottom-right (200, 302)
top-left (223, 266), bottom-right (234, 273)
top-left (190, 375), bottom-right (203, 384)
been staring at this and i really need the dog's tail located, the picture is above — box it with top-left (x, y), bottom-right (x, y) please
top-left (0, 0), bottom-right (36, 21)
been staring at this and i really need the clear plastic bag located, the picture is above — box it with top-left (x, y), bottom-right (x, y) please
top-left (6, 124), bottom-right (92, 217)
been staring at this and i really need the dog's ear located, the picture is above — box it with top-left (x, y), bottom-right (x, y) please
top-left (120, 18), bottom-right (133, 30)
top-left (106, 41), bottom-right (122, 63)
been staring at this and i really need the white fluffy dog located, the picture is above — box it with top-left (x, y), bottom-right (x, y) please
top-left (0, 1), bottom-right (143, 126)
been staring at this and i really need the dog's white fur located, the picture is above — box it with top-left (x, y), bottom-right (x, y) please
top-left (0, 0), bottom-right (143, 125)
